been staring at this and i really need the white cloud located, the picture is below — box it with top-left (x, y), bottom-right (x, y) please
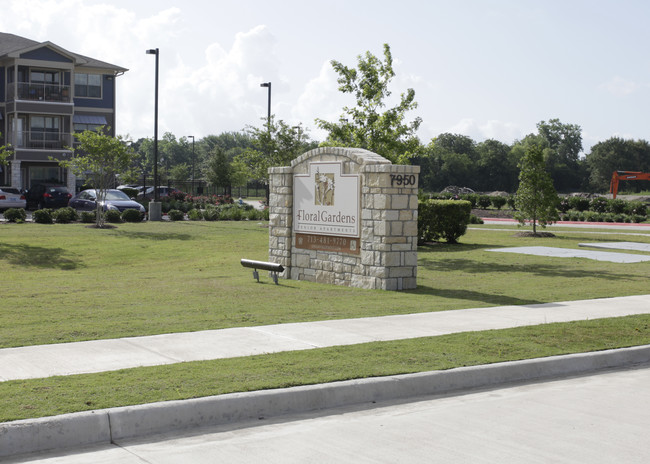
top-left (444, 118), bottom-right (525, 144)
top-left (599, 76), bottom-right (640, 97)
top-left (290, 61), bottom-right (348, 139)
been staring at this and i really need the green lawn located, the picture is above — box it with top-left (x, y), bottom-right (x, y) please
top-left (0, 220), bottom-right (649, 421)
top-left (1, 221), bottom-right (649, 348)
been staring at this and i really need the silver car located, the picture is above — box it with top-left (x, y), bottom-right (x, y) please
top-left (0, 188), bottom-right (27, 211)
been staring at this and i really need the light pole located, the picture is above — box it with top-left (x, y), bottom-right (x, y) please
top-left (260, 82), bottom-right (271, 131)
top-left (146, 48), bottom-right (161, 220)
top-left (260, 82), bottom-right (272, 204)
top-left (187, 135), bottom-right (195, 194)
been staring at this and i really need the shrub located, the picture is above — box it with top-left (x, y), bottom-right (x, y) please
top-left (490, 196), bottom-right (507, 210)
top-left (104, 210), bottom-right (122, 223)
top-left (121, 208), bottom-right (143, 223)
top-left (565, 211), bottom-right (580, 221)
top-left (168, 209), bottom-right (185, 221)
top-left (3, 208), bottom-right (27, 223)
top-left (477, 195), bottom-right (491, 209)
top-left (33, 209), bottom-right (53, 224)
top-left (582, 211), bottom-right (602, 222)
top-left (219, 206), bottom-right (243, 221)
top-left (558, 198), bottom-right (571, 213)
top-left (80, 211), bottom-right (96, 223)
top-left (568, 196), bottom-right (590, 212)
top-left (506, 195), bottom-right (517, 210)
top-left (188, 209), bottom-right (202, 221)
top-left (607, 199), bottom-right (627, 214)
top-left (460, 193), bottom-right (478, 207)
top-left (418, 199), bottom-right (471, 244)
top-left (468, 214), bottom-right (484, 224)
top-left (589, 197), bottom-right (608, 213)
top-left (53, 207), bottom-right (78, 224)
top-left (625, 201), bottom-right (647, 217)
top-left (202, 206), bottom-right (219, 221)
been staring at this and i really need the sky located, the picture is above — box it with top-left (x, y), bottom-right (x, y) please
top-left (2, 0), bottom-right (650, 153)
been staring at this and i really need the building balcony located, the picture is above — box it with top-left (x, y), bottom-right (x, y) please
top-left (7, 83), bottom-right (72, 103)
top-left (7, 131), bottom-right (73, 150)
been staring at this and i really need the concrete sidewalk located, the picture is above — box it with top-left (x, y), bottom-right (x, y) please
top-left (2, 294), bottom-right (649, 382)
top-left (1, 295), bottom-right (649, 459)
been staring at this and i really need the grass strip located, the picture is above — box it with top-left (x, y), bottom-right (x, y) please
top-left (2, 314), bottom-right (648, 422)
top-left (1, 222), bottom-right (649, 348)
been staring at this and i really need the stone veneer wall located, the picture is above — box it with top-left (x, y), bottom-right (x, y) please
top-left (268, 147), bottom-right (419, 291)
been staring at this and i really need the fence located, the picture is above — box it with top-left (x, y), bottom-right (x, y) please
top-left (131, 178), bottom-right (268, 199)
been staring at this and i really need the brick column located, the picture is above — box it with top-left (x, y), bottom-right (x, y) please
top-left (268, 166), bottom-right (293, 277)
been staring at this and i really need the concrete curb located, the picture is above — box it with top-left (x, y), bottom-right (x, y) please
top-left (2, 345), bottom-right (649, 459)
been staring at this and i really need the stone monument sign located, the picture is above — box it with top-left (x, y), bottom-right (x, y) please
top-left (268, 147), bottom-right (419, 290)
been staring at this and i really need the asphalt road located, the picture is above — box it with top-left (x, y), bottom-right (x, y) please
top-left (10, 364), bottom-right (649, 463)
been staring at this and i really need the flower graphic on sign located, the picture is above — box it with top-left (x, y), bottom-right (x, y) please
top-left (315, 169), bottom-right (335, 206)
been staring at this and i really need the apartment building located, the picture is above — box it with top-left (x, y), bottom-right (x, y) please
top-left (0, 32), bottom-right (127, 190)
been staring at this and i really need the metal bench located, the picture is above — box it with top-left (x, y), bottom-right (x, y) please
top-left (240, 259), bottom-right (284, 284)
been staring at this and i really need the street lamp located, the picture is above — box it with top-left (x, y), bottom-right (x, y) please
top-left (146, 48), bottom-right (160, 206)
top-left (260, 82), bottom-right (272, 204)
top-left (187, 135), bottom-right (195, 194)
top-left (260, 82), bottom-right (271, 131)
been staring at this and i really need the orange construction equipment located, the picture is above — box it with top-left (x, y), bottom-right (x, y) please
top-left (609, 171), bottom-right (650, 198)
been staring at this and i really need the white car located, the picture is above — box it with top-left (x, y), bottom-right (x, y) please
top-left (0, 187), bottom-right (27, 211)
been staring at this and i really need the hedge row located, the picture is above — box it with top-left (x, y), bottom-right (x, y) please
top-left (418, 199), bottom-right (471, 244)
top-left (559, 211), bottom-right (647, 223)
top-left (168, 204), bottom-right (269, 221)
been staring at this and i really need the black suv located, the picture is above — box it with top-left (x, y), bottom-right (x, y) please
top-left (25, 184), bottom-right (72, 210)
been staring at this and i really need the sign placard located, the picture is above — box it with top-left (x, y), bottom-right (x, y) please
top-left (295, 233), bottom-right (360, 255)
top-left (293, 162), bottom-right (360, 237)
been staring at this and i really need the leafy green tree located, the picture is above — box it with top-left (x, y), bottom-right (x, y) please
top-left (205, 147), bottom-right (233, 195)
top-left (60, 127), bottom-right (135, 228)
top-left (417, 133), bottom-right (478, 192)
top-left (315, 43), bottom-right (422, 164)
top-left (0, 133), bottom-right (9, 172)
top-left (586, 137), bottom-right (650, 192)
top-left (236, 118), bottom-right (315, 188)
top-left (475, 139), bottom-right (517, 192)
top-left (514, 144), bottom-right (560, 235)
top-left (169, 163), bottom-right (190, 183)
top-left (534, 119), bottom-right (584, 191)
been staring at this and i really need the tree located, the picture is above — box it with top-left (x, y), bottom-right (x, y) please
top-left (586, 137), bottom-right (650, 192)
top-left (315, 43), bottom-right (422, 164)
top-left (416, 133), bottom-right (478, 192)
top-left (60, 127), bottom-right (135, 228)
top-left (536, 119), bottom-right (584, 191)
top-left (205, 147), bottom-right (232, 195)
top-left (475, 139), bottom-right (517, 192)
top-left (236, 118), bottom-right (315, 190)
top-left (514, 144), bottom-right (560, 235)
top-left (0, 133), bottom-right (9, 168)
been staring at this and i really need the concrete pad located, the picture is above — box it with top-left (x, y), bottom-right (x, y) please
top-left (486, 246), bottom-right (650, 263)
top-left (579, 241), bottom-right (650, 252)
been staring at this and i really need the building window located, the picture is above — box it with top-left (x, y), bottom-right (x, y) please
top-left (73, 115), bottom-right (108, 134)
top-left (75, 73), bottom-right (102, 98)
top-left (30, 116), bottom-right (60, 141)
top-left (31, 70), bottom-right (60, 85)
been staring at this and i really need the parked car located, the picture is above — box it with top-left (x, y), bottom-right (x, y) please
top-left (25, 185), bottom-right (72, 210)
top-left (0, 187), bottom-right (27, 211)
top-left (137, 186), bottom-right (183, 200)
top-left (69, 189), bottom-right (146, 216)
